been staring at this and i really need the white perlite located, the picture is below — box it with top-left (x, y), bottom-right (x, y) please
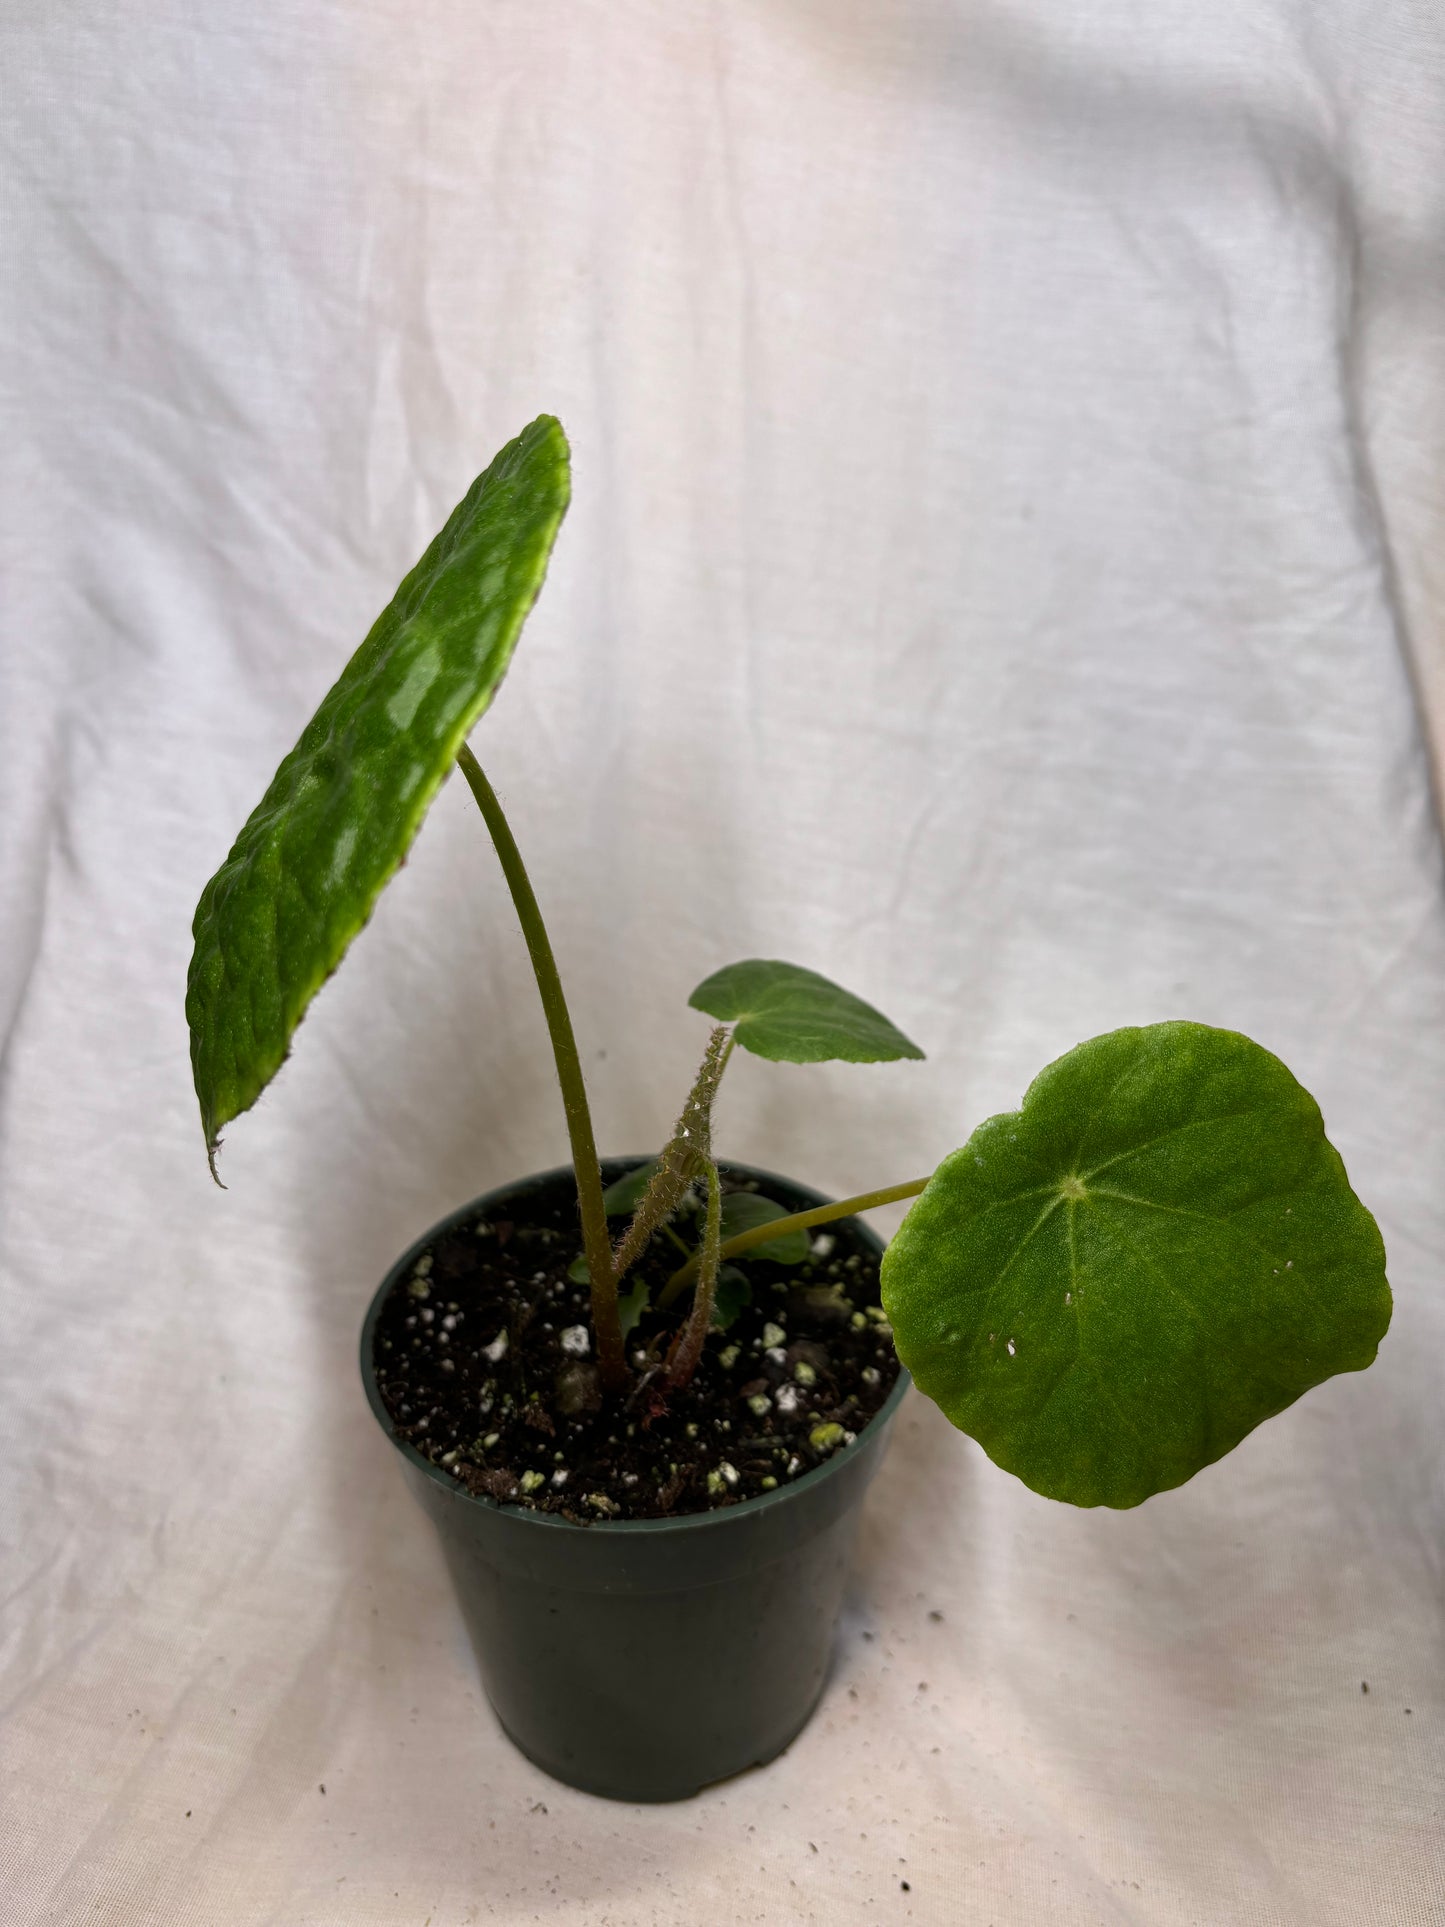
top-left (559, 1325), bottom-right (590, 1357)
top-left (482, 1330), bottom-right (509, 1363)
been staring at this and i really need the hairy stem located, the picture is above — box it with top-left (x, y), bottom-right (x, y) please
top-left (665, 1155), bottom-right (722, 1389)
top-left (656, 1176), bottom-right (930, 1309)
top-left (456, 745), bottom-right (624, 1390)
top-left (610, 1026), bottom-right (732, 1285)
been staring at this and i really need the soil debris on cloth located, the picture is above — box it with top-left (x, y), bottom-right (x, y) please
top-left (371, 1161), bottom-right (902, 1522)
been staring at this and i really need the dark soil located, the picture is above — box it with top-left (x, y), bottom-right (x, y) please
top-left (371, 1162), bottom-right (903, 1523)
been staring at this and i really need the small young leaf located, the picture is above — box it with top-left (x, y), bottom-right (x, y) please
top-left (617, 1279), bottom-right (649, 1342)
top-left (711, 1266), bottom-right (752, 1331)
top-left (187, 416), bottom-right (571, 1167)
top-left (601, 1161), bottom-right (661, 1217)
top-left (718, 1191), bottom-right (810, 1265)
top-left (881, 1022), bottom-right (1391, 1510)
top-left (688, 959), bottom-right (923, 1065)
top-left (567, 1254), bottom-right (591, 1285)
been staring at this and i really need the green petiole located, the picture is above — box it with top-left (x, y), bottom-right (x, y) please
top-left (655, 1177), bottom-right (930, 1309)
top-left (456, 744), bottom-right (625, 1390)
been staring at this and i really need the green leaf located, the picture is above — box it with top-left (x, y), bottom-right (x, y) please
top-left (601, 1161), bottom-right (661, 1217)
top-left (718, 1191), bottom-right (810, 1265)
top-left (567, 1254), bottom-right (591, 1286)
top-left (617, 1279), bottom-right (649, 1342)
top-left (688, 959), bottom-right (923, 1065)
top-left (711, 1266), bottom-right (752, 1331)
top-left (186, 417), bottom-right (571, 1167)
top-left (880, 1022), bottom-right (1391, 1510)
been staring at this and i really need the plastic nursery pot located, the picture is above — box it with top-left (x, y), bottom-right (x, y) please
top-left (360, 1159), bottom-right (910, 1804)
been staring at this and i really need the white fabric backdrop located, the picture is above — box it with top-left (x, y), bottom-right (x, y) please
top-left (2, 4), bottom-right (1443, 1922)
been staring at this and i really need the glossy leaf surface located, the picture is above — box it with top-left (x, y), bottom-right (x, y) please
top-left (718, 1191), bottom-right (810, 1265)
top-left (617, 1279), bottom-right (649, 1342)
top-left (881, 1023), bottom-right (1391, 1508)
top-left (688, 959), bottom-right (923, 1064)
top-left (711, 1266), bottom-right (752, 1331)
top-left (601, 1161), bottom-right (661, 1217)
top-left (187, 417), bottom-right (571, 1163)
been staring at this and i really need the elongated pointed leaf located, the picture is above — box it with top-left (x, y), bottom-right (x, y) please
top-left (688, 959), bottom-right (923, 1064)
top-left (718, 1191), bottom-right (810, 1265)
top-left (187, 416), bottom-right (571, 1165)
top-left (881, 1022), bottom-right (1390, 1509)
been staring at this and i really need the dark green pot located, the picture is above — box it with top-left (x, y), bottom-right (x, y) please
top-left (360, 1159), bottom-right (909, 1803)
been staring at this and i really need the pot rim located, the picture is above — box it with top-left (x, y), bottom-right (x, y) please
top-left (360, 1155), bottom-right (911, 1539)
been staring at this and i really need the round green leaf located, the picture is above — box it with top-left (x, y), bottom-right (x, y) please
top-left (617, 1279), bottom-right (650, 1342)
top-left (718, 1191), bottom-right (810, 1265)
top-left (187, 417), bottom-right (570, 1167)
top-left (601, 1160), bottom-right (661, 1217)
top-left (711, 1266), bottom-right (752, 1331)
top-left (880, 1022), bottom-right (1391, 1509)
top-left (688, 959), bottom-right (924, 1064)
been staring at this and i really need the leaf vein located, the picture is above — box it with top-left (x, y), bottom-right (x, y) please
top-left (1080, 1106), bottom-right (1284, 1184)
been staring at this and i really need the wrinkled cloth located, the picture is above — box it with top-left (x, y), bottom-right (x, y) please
top-left (2, 5), bottom-right (1443, 1923)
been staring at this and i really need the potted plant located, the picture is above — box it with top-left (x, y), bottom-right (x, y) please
top-left (187, 416), bottom-right (1391, 1802)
